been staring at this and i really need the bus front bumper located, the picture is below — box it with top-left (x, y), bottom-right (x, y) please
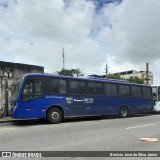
top-left (11, 106), bottom-right (22, 119)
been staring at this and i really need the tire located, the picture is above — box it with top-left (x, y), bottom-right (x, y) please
top-left (47, 108), bottom-right (63, 124)
top-left (119, 106), bottom-right (128, 118)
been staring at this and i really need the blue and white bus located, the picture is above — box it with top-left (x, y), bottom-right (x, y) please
top-left (11, 73), bottom-right (153, 123)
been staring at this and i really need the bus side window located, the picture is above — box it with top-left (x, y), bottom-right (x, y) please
top-left (69, 80), bottom-right (86, 95)
top-left (131, 86), bottom-right (142, 97)
top-left (104, 83), bottom-right (117, 96)
top-left (87, 82), bottom-right (103, 96)
top-left (142, 87), bottom-right (152, 99)
top-left (50, 79), bottom-right (67, 94)
top-left (118, 85), bottom-right (130, 97)
top-left (22, 79), bottom-right (43, 101)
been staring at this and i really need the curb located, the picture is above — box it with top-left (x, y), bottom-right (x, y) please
top-left (0, 118), bottom-right (41, 123)
top-left (0, 118), bottom-right (16, 123)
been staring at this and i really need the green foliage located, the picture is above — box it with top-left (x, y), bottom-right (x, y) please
top-left (107, 74), bottom-right (124, 80)
top-left (128, 76), bottom-right (145, 84)
top-left (107, 74), bottom-right (145, 84)
top-left (57, 69), bottom-right (83, 77)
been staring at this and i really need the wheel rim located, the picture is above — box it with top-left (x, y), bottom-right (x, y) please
top-left (122, 109), bottom-right (127, 117)
top-left (51, 112), bottom-right (59, 120)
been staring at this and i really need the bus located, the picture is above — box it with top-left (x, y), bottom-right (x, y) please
top-left (151, 85), bottom-right (160, 112)
top-left (10, 73), bottom-right (153, 123)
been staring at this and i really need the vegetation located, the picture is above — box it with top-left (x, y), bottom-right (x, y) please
top-left (128, 76), bottom-right (145, 84)
top-left (107, 74), bottom-right (124, 80)
top-left (107, 74), bottom-right (145, 84)
top-left (57, 70), bottom-right (144, 84)
top-left (57, 68), bottom-right (84, 77)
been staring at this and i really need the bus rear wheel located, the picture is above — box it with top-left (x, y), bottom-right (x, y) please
top-left (119, 106), bottom-right (128, 118)
top-left (47, 108), bottom-right (63, 124)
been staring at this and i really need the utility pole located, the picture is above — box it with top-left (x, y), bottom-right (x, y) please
top-left (62, 48), bottom-right (65, 69)
top-left (106, 62), bottom-right (108, 78)
top-left (146, 62), bottom-right (149, 85)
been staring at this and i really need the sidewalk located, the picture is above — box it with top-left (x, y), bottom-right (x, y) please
top-left (0, 116), bottom-right (16, 123)
top-left (0, 117), bottom-right (39, 123)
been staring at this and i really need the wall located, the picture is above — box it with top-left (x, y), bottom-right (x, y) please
top-left (0, 61), bottom-right (44, 114)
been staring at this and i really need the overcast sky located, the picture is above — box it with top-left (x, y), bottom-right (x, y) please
top-left (0, 0), bottom-right (160, 83)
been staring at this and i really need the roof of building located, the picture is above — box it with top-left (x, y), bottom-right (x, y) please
top-left (112, 70), bottom-right (137, 75)
top-left (0, 60), bottom-right (44, 69)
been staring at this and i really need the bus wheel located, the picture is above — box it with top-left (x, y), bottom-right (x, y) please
top-left (47, 108), bottom-right (63, 124)
top-left (119, 106), bottom-right (128, 118)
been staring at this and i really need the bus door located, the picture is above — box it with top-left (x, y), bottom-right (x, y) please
top-left (66, 96), bottom-right (93, 116)
top-left (65, 80), bottom-right (91, 116)
top-left (20, 78), bottom-right (45, 118)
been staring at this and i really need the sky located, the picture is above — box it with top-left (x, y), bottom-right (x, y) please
top-left (0, 0), bottom-right (160, 83)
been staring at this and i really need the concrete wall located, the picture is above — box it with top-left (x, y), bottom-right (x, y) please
top-left (0, 61), bottom-right (44, 114)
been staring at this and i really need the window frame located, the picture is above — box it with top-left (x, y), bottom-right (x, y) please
top-left (130, 85), bottom-right (142, 98)
top-left (87, 81), bottom-right (104, 96)
top-left (104, 82), bottom-right (118, 97)
top-left (68, 80), bottom-right (87, 96)
top-left (142, 86), bottom-right (152, 99)
top-left (118, 84), bottom-right (131, 97)
top-left (47, 77), bottom-right (67, 95)
top-left (21, 77), bottom-right (44, 102)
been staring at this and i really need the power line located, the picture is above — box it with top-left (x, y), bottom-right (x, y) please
top-left (0, 33), bottom-right (104, 62)
top-left (0, 40), bottom-right (106, 68)
top-left (0, 8), bottom-right (157, 60)
top-left (0, 34), bottom-right (157, 74)
top-left (0, 37), bottom-right (105, 62)
top-left (21, 0), bottom-right (160, 55)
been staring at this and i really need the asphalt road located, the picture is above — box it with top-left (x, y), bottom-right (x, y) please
top-left (0, 114), bottom-right (160, 159)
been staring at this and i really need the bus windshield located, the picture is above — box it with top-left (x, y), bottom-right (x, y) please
top-left (10, 79), bottom-right (22, 102)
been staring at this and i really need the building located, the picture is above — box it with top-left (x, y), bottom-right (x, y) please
top-left (0, 61), bottom-right (44, 114)
top-left (111, 70), bottom-right (153, 85)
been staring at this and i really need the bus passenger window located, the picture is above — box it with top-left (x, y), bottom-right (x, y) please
top-left (50, 79), bottom-right (67, 94)
top-left (88, 82), bottom-right (97, 95)
top-left (131, 86), bottom-right (142, 97)
top-left (119, 85), bottom-right (130, 97)
top-left (142, 87), bottom-right (152, 99)
top-left (69, 81), bottom-right (86, 95)
top-left (22, 79), bottom-right (43, 101)
top-left (88, 82), bottom-right (103, 96)
top-left (105, 83), bottom-right (117, 96)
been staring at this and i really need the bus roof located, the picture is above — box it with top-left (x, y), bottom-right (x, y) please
top-left (23, 73), bottom-right (150, 87)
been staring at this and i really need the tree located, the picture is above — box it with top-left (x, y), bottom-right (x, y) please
top-left (107, 74), bottom-right (145, 84)
top-left (128, 76), bottom-right (145, 84)
top-left (71, 69), bottom-right (84, 77)
top-left (57, 68), bottom-right (83, 77)
top-left (107, 74), bottom-right (124, 80)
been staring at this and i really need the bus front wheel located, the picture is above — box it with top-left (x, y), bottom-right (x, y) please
top-left (119, 106), bottom-right (128, 118)
top-left (47, 107), bottom-right (63, 124)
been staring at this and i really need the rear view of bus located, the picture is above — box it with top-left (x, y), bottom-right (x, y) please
top-left (151, 85), bottom-right (160, 112)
